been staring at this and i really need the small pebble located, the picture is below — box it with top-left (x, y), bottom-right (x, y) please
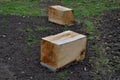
top-left (105, 42), bottom-right (107, 44)
top-left (84, 67), bottom-right (87, 71)
top-left (21, 71), bottom-right (25, 74)
top-left (2, 35), bottom-right (6, 38)
top-left (30, 76), bottom-right (33, 79)
top-left (8, 57), bottom-right (11, 60)
top-left (23, 16), bottom-right (25, 18)
top-left (70, 72), bottom-right (73, 74)
top-left (18, 22), bottom-right (21, 24)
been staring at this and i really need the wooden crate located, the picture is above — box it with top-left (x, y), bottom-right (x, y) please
top-left (48, 5), bottom-right (74, 25)
top-left (40, 30), bottom-right (87, 71)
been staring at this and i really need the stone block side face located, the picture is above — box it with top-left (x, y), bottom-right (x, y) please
top-left (75, 38), bottom-right (87, 61)
top-left (64, 10), bottom-right (74, 25)
top-left (41, 40), bottom-right (58, 68)
top-left (57, 37), bottom-right (86, 68)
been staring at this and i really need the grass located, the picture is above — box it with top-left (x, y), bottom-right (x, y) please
top-left (0, 25), bottom-right (8, 30)
top-left (0, 0), bottom-right (120, 17)
top-left (0, 0), bottom-right (42, 16)
top-left (64, 26), bottom-right (68, 31)
top-left (27, 35), bottom-right (39, 46)
top-left (0, 0), bottom-right (119, 17)
top-left (17, 28), bottom-right (25, 32)
top-left (1, 17), bottom-right (8, 22)
top-left (63, 0), bottom-right (120, 17)
top-left (26, 28), bottom-right (33, 33)
top-left (17, 27), bottom-right (33, 33)
top-left (17, 27), bottom-right (39, 46)
top-left (83, 20), bottom-right (95, 40)
top-left (17, 27), bottom-right (50, 33)
top-left (17, 27), bottom-right (48, 46)
top-left (59, 71), bottom-right (68, 80)
top-left (35, 26), bottom-right (49, 32)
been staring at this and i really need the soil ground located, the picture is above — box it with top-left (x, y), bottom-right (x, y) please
top-left (95, 9), bottom-right (120, 80)
top-left (0, 9), bottom-right (120, 80)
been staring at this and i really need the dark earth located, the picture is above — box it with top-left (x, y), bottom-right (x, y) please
top-left (0, 9), bottom-right (120, 80)
top-left (95, 9), bottom-right (120, 80)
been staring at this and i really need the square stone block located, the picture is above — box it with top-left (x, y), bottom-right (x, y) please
top-left (41, 30), bottom-right (87, 71)
top-left (48, 5), bottom-right (74, 25)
